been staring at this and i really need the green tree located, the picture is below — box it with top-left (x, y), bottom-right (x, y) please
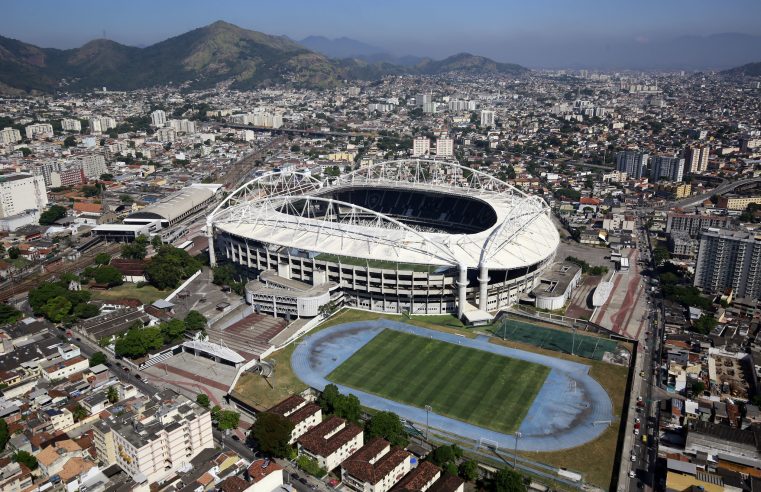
top-left (114, 326), bottom-right (164, 358)
top-left (693, 314), bottom-right (717, 335)
top-left (39, 205), bottom-right (68, 225)
top-left (159, 319), bottom-right (186, 343)
top-left (94, 253), bottom-right (112, 265)
top-left (19, 147), bottom-right (31, 157)
top-left (217, 410), bottom-right (241, 431)
top-left (196, 393), bottom-right (211, 408)
top-left (151, 235), bottom-right (162, 250)
top-left (72, 403), bottom-right (89, 422)
top-left (0, 304), bottom-right (23, 325)
top-left (318, 383), bottom-right (340, 413)
top-left (458, 460), bottom-right (478, 481)
top-left (121, 235), bottom-right (149, 260)
top-left (250, 412), bottom-right (295, 458)
top-left (74, 303), bottom-right (100, 319)
top-left (653, 247), bottom-right (670, 267)
top-left (333, 393), bottom-right (361, 422)
top-left (12, 450), bottom-right (38, 470)
top-left (63, 136), bottom-right (77, 147)
top-left (0, 419), bottom-right (9, 452)
top-left (692, 381), bottom-right (706, 395)
top-left (490, 468), bottom-right (526, 492)
top-left (145, 245), bottom-right (202, 290)
top-left (100, 173), bottom-right (114, 181)
top-left (107, 386), bottom-right (119, 404)
top-left (43, 295), bottom-right (72, 322)
top-left (8, 246), bottom-right (20, 259)
top-left (184, 311), bottom-right (207, 332)
top-left (92, 266), bottom-right (124, 287)
top-left (89, 351), bottom-right (107, 367)
top-left (365, 411), bottom-right (408, 447)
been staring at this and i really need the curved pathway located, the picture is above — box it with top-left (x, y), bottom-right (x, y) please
top-left (291, 320), bottom-right (614, 452)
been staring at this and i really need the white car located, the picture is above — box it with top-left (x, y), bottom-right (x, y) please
top-left (629, 471), bottom-right (636, 478)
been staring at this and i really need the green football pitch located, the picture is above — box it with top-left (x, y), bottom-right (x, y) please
top-left (328, 329), bottom-right (550, 434)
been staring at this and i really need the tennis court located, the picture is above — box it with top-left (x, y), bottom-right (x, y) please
top-left (491, 317), bottom-right (618, 360)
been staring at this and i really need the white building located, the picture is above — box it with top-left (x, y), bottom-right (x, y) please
top-left (436, 138), bottom-right (454, 157)
top-left (268, 395), bottom-right (322, 444)
top-left (89, 116), bottom-right (117, 134)
top-left (25, 123), bottom-right (54, 140)
top-left (169, 119), bottom-right (196, 134)
top-left (0, 174), bottom-right (48, 219)
top-left (78, 154), bottom-right (108, 179)
top-left (685, 145), bottom-right (710, 174)
top-left (480, 110), bottom-right (495, 127)
top-left (61, 119), bottom-right (82, 132)
top-left (0, 127), bottom-right (21, 145)
top-left (412, 137), bottom-right (430, 157)
top-left (150, 110), bottom-right (167, 128)
top-left (155, 127), bottom-right (176, 143)
top-left (341, 438), bottom-right (413, 492)
top-left (298, 416), bottom-right (364, 472)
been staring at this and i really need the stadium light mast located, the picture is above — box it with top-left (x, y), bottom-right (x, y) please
top-left (425, 405), bottom-right (432, 441)
top-left (513, 431), bottom-right (522, 469)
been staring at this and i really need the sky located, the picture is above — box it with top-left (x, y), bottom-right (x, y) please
top-left (2, 0), bottom-right (761, 69)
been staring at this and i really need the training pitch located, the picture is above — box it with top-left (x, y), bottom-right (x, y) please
top-left (328, 329), bottom-right (550, 434)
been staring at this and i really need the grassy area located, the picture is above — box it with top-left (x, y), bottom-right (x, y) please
top-left (314, 253), bottom-right (441, 273)
top-left (231, 342), bottom-right (307, 411)
top-left (329, 329), bottom-right (549, 434)
top-left (315, 308), bottom-right (473, 337)
top-left (89, 283), bottom-right (171, 305)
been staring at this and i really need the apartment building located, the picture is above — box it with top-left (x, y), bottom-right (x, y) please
top-left (0, 174), bottom-right (48, 219)
top-left (24, 123), bottom-right (54, 140)
top-left (61, 118), bottom-right (82, 132)
top-left (665, 212), bottom-right (734, 236)
top-left (0, 127), bottom-right (22, 145)
top-left (716, 195), bottom-right (761, 211)
top-left (267, 395), bottom-right (322, 444)
top-left (93, 391), bottom-right (213, 484)
top-left (298, 416), bottom-right (364, 472)
top-left (412, 137), bottom-right (430, 157)
top-left (615, 150), bottom-right (649, 179)
top-left (694, 228), bottom-right (761, 299)
top-left (341, 437), bottom-right (413, 492)
top-left (436, 138), bottom-right (454, 157)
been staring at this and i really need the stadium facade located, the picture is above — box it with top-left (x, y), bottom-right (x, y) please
top-left (207, 160), bottom-right (559, 320)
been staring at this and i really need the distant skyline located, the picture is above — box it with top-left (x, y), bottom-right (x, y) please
top-left (3, 0), bottom-right (761, 69)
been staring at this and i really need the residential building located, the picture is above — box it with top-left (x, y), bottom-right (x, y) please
top-left (169, 119), bottom-right (196, 134)
top-left (0, 460), bottom-right (34, 492)
top-left (415, 94), bottom-right (431, 106)
top-left (665, 212), bottom-right (734, 236)
top-left (268, 395), bottom-right (322, 444)
top-left (89, 116), bottom-right (116, 134)
top-left (155, 127), bottom-right (176, 143)
top-left (716, 195), bottom-right (761, 211)
top-left (298, 416), bottom-right (364, 472)
top-left (480, 109), bottom-right (495, 127)
top-left (685, 145), bottom-right (710, 174)
top-left (150, 110), bottom-right (167, 127)
top-left (25, 123), bottom-right (54, 140)
top-left (51, 168), bottom-right (86, 188)
top-left (0, 174), bottom-right (48, 219)
top-left (245, 459), bottom-right (284, 492)
top-left (436, 138), bottom-right (454, 158)
top-left (92, 391), bottom-right (213, 484)
top-left (341, 437), bottom-right (413, 492)
top-left (391, 461), bottom-right (464, 492)
top-left (78, 153), bottom-right (108, 179)
top-left (650, 156), bottom-right (684, 182)
top-left (0, 127), bottom-right (21, 145)
top-left (412, 137), bottom-right (430, 157)
top-left (694, 228), bottom-right (761, 299)
top-left (61, 118), bottom-right (82, 132)
top-left (615, 151), bottom-right (649, 179)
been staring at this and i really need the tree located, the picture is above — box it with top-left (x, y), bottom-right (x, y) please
top-left (653, 247), bottom-right (670, 267)
top-left (12, 450), bottom-right (38, 470)
top-left (145, 245), bottom-right (202, 290)
top-left (490, 468), bottom-right (526, 492)
top-left (94, 253), bottom-right (112, 266)
top-left (459, 460), bottom-right (478, 481)
top-left (196, 393), bottom-right (211, 408)
top-left (72, 403), bottom-right (89, 422)
top-left (63, 136), bottom-right (77, 147)
top-left (0, 419), bottom-right (9, 452)
top-left (8, 246), bottom-right (20, 259)
top-left (74, 302), bottom-right (100, 319)
top-left (318, 383), bottom-right (340, 413)
top-left (92, 266), bottom-right (124, 287)
top-left (159, 319), bottom-right (186, 343)
top-left (39, 205), bottom-right (68, 225)
top-left (107, 386), bottom-right (119, 404)
top-left (121, 235), bottom-right (149, 260)
top-left (151, 235), bottom-right (162, 250)
top-left (333, 393), bottom-right (361, 422)
top-left (19, 147), bottom-right (31, 157)
top-left (250, 412), bottom-right (295, 458)
top-left (100, 173), bottom-right (114, 181)
top-left (365, 411), bottom-right (408, 447)
top-left (89, 351), bottom-right (107, 367)
top-left (693, 314), bottom-right (717, 335)
top-left (692, 381), bottom-right (706, 395)
top-left (43, 296), bottom-right (72, 323)
top-left (431, 445), bottom-right (457, 466)
top-left (0, 304), bottom-right (23, 325)
top-left (217, 410), bottom-right (241, 431)
top-left (185, 311), bottom-right (207, 332)
top-left (114, 326), bottom-right (164, 358)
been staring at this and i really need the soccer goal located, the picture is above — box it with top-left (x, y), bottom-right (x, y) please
top-left (477, 438), bottom-right (500, 452)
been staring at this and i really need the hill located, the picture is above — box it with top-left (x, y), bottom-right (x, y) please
top-left (722, 61), bottom-right (761, 77)
top-left (0, 22), bottom-right (528, 94)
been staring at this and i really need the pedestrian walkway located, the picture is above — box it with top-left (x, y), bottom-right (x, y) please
top-left (291, 320), bottom-right (614, 452)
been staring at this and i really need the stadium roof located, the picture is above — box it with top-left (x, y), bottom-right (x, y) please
top-left (210, 160), bottom-right (559, 271)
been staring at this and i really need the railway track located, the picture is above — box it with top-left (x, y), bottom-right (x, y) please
top-left (0, 242), bottom-right (121, 302)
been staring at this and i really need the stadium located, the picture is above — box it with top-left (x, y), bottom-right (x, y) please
top-left (207, 159), bottom-right (560, 321)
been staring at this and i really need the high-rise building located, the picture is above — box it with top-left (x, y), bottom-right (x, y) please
top-left (61, 118), bottom-right (82, 132)
top-left (0, 174), bottom-right (48, 218)
top-left (650, 156), bottom-right (684, 182)
top-left (436, 138), bottom-right (454, 157)
top-left (0, 127), bottom-right (22, 145)
top-left (78, 154), bottom-right (108, 179)
top-left (480, 110), bottom-right (495, 127)
top-left (415, 94), bottom-right (431, 107)
top-left (685, 145), bottom-right (709, 174)
top-left (615, 151), bottom-right (649, 179)
top-left (150, 110), bottom-right (167, 127)
top-left (155, 127), bottom-right (176, 143)
top-left (694, 228), bottom-right (761, 299)
top-left (168, 119), bottom-right (196, 134)
top-left (89, 116), bottom-right (116, 134)
top-left (25, 123), bottom-right (54, 140)
top-left (412, 137), bottom-right (430, 157)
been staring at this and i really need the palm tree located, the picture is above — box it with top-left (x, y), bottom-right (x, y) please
top-left (107, 386), bottom-right (119, 404)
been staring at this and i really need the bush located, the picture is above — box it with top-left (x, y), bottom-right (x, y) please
top-left (296, 455), bottom-right (327, 478)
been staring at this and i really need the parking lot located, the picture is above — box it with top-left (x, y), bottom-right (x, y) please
top-left (557, 239), bottom-right (614, 268)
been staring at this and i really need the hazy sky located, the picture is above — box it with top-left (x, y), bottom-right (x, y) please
top-left (2, 0), bottom-right (761, 68)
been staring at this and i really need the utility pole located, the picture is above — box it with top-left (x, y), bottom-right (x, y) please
top-left (514, 432), bottom-right (521, 469)
top-left (425, 405), bottom-right (432, 441)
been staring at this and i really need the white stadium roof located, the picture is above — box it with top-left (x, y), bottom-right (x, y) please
top-left (209, 160), bottom-right (560, 271)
